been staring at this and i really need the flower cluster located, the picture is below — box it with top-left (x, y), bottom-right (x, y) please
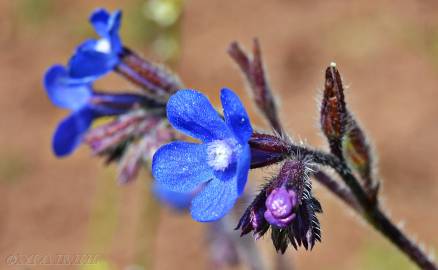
top-left (45, 8), bottom-right (438, 269)
top-left (45, 8), bottom-right (324, 250)
top-left (44, 8), bottom-right (181, 187)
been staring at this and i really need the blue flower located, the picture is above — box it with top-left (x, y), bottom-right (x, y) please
top-left (153, 184), bottom-right (194, 211)
top-left (68, 8), bottom-right (123, 81)
top-left (152, 88), bottom-right (253, 222)
top-left (44, 65), bottom-right (144, 157)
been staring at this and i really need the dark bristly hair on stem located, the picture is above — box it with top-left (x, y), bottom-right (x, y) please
top-left (230, 40), bottom-right (437, 270)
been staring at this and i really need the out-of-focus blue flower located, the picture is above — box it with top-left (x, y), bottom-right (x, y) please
top-left (68, 8), bottom-right (123, 81)
top-left (44, 65), bottom-right (144, 157)
top-left (153, 184), bottom-right (194, 211)
top-left (152, 88), bottom-right (253, 222)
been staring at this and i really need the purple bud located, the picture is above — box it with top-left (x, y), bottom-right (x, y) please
top-left (266, 188), bottom-right (297, 218)
top-left (264, 187), bottom-right (297, 228)
top-left (264, 211), bottom-right (295, 229)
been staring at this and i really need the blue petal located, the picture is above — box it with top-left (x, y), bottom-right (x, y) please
top-left (89, 9), bottom-right (111, 37)
top-left (190, 177), bottom-right (238, 222)
top-left (52, 108), bottom-right (95, 157)
top-left (68, 39), bottom-right (119, 80)
top-left (107, 11), bottom-right (122, 52)
top-left (44, 65), bottom-right (92, 110)
top-left (167, 90), bottom-right (232, 142)
top-left (221, 88), bottom-right (253, 144)
top-left (89, 9), bottom-right (122, 53)
top-left (190, 144), bottom-right (250, 221)
top-left (236, 144), bottom-right (251, 195)
top-left (152, 141), bottom-right (214, 193)
top-left (153, 184), bottom-right (193, 210)
top-left (90, 9), bottom-right (121, 38)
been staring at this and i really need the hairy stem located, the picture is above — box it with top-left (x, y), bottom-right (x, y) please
top-left (288, 144), bottom-right (437, 270)
top-left (371, 208), bottom-right (436, 270)
top-left (234, 40), bottom-right (436, 269)
top-left (313, 171), bottom-right (361, 213)
top-left (228, 40), bottom-right (283, 134)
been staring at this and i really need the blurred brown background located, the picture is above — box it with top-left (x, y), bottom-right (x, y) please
top-left (1, 0), bottom-right (438, 269)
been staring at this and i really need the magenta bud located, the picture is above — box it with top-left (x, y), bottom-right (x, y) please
top-left (264, 187), bottom-right (297, 228)
top-left (264, 210), bottom-right (295, 229)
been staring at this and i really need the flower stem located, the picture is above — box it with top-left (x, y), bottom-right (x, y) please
top-left (313, 171), bottom-right (361, 212)
top-left (288, 144), bottom-right (437, 270)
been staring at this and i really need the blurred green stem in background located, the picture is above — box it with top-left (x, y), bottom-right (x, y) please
top-left (134, 173), bottom-right (160, 269)
top-left (125, 0), bottom-right (183, 63)
top-left (360, 240), bottom-right (416, 270)
top-left (82, 168), bottom-right (121, 270)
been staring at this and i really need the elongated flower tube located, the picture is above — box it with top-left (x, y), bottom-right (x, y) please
top-left (44, 65), bottom-right (149, 157)
top-left (68, 8), bottom-right (123, 81)
top-left (116, 48), bottom-right (183, 100)
top-left (152, 88), bottom-right (253, 222)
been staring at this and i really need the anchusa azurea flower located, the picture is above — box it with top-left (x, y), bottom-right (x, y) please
top-left (236, 158), bottom-right (322, 252)
top-left (44, 8), bottom-right (181, 184)
top-left (44, 65), bottom-right (161, 157)
top-left (68, 8), bottom-right (123, 81)
top-left (152, 88), bottom-right (253, 222)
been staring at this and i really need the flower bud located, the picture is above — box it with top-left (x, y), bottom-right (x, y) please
top-left (320, 63), bottom-right (348, 157)
top-left (343, 123), bottom-right (371, 180)
top-left (237, 159), bottom-right (322, 251)
top-left (228, 40), bottom-right (282, 133)
top-left (248, 133), bottom-right (289, 168)
top-left (342, 119), bottom-right (378, 199)
top-left (264, 187), bottom-right (297, 228)
top-left (84, 110), bottom-right (174, 183)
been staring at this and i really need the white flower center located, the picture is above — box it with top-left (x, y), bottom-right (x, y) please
top-left (95, 39), bottom-right (111, 54)
top-left (207, 140), bottom-right (234, 171)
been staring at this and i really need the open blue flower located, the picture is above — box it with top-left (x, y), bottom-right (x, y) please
top-left (68, 8), bottom-right (123, 81)
top-left (153, 184), bottom-right (194, 211)
top-left (152, 88), bottom-right (253, 222)
top-left (44, 65), bottom-right (144, 157)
